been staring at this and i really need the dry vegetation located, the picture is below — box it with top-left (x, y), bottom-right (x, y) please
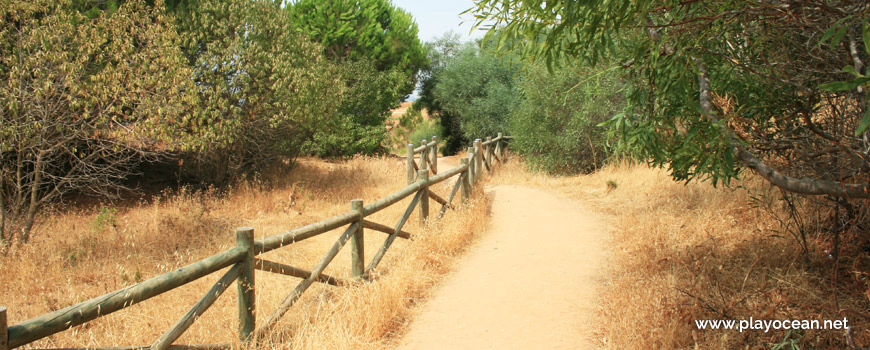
top-left (0, 156), bottom-right (490, 349)
top-left (490, 159), bottom-right (870, 349)
top-left (7, 150), bottom-right (870, 350)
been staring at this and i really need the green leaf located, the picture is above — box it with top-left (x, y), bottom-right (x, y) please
top-left (843, 65), bottom-right (862, 77)
top-left (820, 18), bottom-right (848, 47)
top-left (858, 107), bottom-right (870, 136)
top-left (830, 26), bottom-right (849, 49)
top-left (818, 77), bottom-right (870, 92)
top-left (864, 22), bottom-right (870, 56)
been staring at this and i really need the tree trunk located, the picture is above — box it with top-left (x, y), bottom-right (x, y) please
top-left (21, 154), bottom-right (45, 244)
top-left (0, 172), bottom-right (7, 246)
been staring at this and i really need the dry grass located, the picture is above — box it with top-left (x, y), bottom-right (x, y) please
top-left (8, 151), bottom-right (869, 349)
top-left (490, 157), bottom-right (870, 349)
top-left (1, 156), bottom-right (490, 349)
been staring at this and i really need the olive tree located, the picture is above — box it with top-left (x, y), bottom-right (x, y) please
top-left (469, 0), bottom-right (870, 195)
top-left (433, 41), bottom-right (519, 141)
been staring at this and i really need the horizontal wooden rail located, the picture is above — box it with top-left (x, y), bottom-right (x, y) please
top-left (428, 191), bottom-right (449, 208)
top-left (481, 134), bottom-right (504, 146)
top-left (254, 259), bottom-right (346, 286)
top-left (255, 212), bottom-right (358, 254)
top-left (428, 162), bottom-right (467, 185)
top-left (408, 136), bottom-right (439, 183)
top-left (412, 140), bottom-right (437, 153)
top-left (362, 220), bottom-right (412, 240)
top-left (48, 344), bottom-right (230, 350)
top-left (7, 247), bottom-right (246, 348)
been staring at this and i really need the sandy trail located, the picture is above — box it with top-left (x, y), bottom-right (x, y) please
top-left (395, 185), bottom-right (607, 350)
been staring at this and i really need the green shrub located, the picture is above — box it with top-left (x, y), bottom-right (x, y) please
top-left (408, 119), bottom-right (444, 149)
top-left (509, 62), bottom-right (622, 175)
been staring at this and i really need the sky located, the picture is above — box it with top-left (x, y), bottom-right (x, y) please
top-left (391, 0), bottom-right (487, 43)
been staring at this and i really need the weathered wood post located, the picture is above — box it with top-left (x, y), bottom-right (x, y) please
top-left (496, 132), bottom-right (503, 161)
top-left (473, 139), bottom-right (482, 180)
top-left (466, 147), bottom-right (475, 186)
top-left (0, 307), bottom-right (8, 350)
top-left (420, 139), bottom-right (428, 171)
top-left (460, 158), bottom-right (470, 204)
top-left (236, 227), bottom-right (255, 343)
top-left (406, 144), bottom-right (415, 184)
top-left (486, 136), bottom-right (493, 170)
top-left (418, 169), bottom-right (429, 225)
top-left (503, 137), bottom-right (509, 162)
top-left (350, 199), bottom-right (365, 279)
top-left (430, 136), bottom-right (438, 175)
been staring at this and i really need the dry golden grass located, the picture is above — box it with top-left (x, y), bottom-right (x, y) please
top-left (1, 156), bottom-right (490, 349)
top-left (8, 151), bottom-right (869, 349)
top-left (490, 157), bottom-right (870, 349)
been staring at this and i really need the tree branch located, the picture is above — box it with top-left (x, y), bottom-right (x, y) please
top-left (695, 59), bottom-right (870, 198)
top-left (736, 148), bottom-right (870, 197)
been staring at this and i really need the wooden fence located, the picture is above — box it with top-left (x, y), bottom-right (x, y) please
top-left (0, 134), bottom-right (512, 350)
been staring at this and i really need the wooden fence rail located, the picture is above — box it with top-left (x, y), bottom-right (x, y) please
top-left (0, 133), bottom-right (512, 350)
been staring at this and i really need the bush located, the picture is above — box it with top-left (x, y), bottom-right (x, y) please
top-left (433, 42), bottom-right (519, 141)
top-left (408, 119), bottom-right (444, 150)
top-left (305, 59), bottom-right (407, 158)
top-left (509, 62), bottom-right (622, 175)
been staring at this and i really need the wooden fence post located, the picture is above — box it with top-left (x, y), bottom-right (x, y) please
top-left (473, 139), bottom-right (482, 180)
top-left (406, 144), bottom-right (415, 184)
top-left (0, 307), bottom-right (8, 350)
top-left (418, 169), bottom-right (429, 225)
top-left (486, 136), bottom-right (493, 169)
top-left (430, 136), bottom-right (438, 175)
top-left (460, 159), bottom-right (470, 204)
top-left (465, 147), bottom-right (476, 186)
top-left (496, 132), bottom-right (503, 160)
top-left (350, 199), bottom-right (365, 279)
top-left (420, 139), bottom-right (428, 171)
top-left (236, 227), bottom-right (255, 343)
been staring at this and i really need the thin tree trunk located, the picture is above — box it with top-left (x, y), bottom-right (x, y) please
top-left (21, 153), bottom-right (44, 244)
top-left (0, 172), bottom-right (7, 247)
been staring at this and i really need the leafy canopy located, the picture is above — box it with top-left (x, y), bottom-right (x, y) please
top-left (470, 1), bottom-right (870, 197)
top-left (432, 39), bottom-right (519, 142)
top-left (286, 0), bottom-right (427, 87)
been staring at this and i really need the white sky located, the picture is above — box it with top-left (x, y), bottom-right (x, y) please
top-left (391, 0), bottom-right (487, 43)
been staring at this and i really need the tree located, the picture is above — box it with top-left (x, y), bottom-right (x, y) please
top-left (169, 0), bottom-right (338, 182)
top-left (510, 61), bottom-right (621, 174)
top-left (286, 0), bottom-right (428, 86)
top-left (286, 0), bottom-right (428, 157)
top-left (414, 32), bottom-right (469, 155)
top-left (433, 40), bottom-right (519, 141)
top-left (306, 59), bottom-right (408, 157)
top-left (0, 0), bottom-right (191, 244)
top-left (469, 1), bottom-right (870, 198)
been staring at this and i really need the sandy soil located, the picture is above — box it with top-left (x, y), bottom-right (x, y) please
top-left (394, 185), bottom-right (607, 350)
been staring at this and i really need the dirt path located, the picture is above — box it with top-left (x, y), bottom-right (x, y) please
top-left (394, 185), bottom-right (607, 350)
